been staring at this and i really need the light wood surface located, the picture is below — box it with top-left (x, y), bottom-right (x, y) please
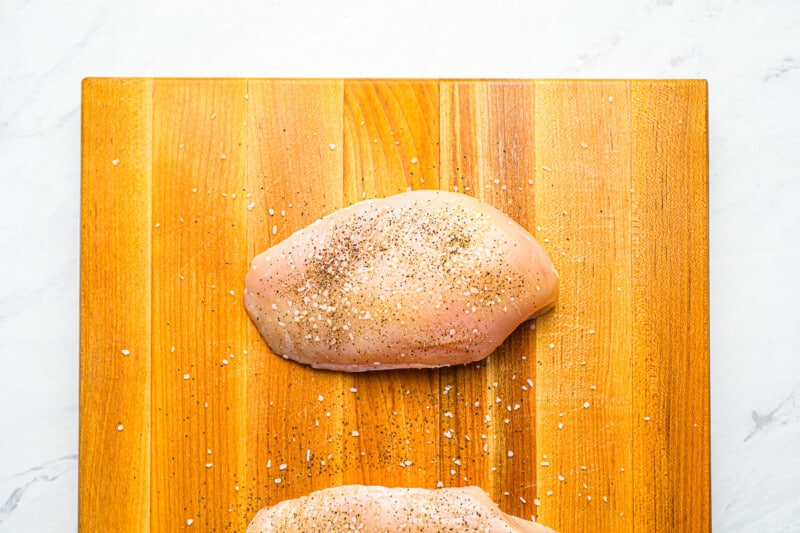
top-left (80, 79), bottom-right (709, 532)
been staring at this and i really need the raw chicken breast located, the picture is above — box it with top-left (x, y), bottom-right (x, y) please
top-left (245, 485), bottom-right (556, 532)
top-left (244, 190), bottom-right (558, 371)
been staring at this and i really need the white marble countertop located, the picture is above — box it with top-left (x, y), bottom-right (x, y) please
top-left (1, 0), bottom-right (798, 531)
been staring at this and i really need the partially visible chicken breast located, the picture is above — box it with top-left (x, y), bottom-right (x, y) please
top-left (244, 190), bottom-right (558, 371)
top-left (245, 485), bottom-right (557, 532)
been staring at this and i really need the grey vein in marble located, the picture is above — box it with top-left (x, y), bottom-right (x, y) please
top-left (0, 456), bottom-right (77, 525)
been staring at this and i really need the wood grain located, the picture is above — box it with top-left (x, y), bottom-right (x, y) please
top-left (80, 79), bottom-right (709, 532)
top-left (79, 78), bottom-right (153, 531)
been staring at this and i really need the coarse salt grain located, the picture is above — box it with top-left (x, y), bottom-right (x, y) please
top-left (278, 463), bottom-right (287, 470)
top-left (507, 451), bottom-right (514, 457)
top-left (117, 424), bottom-right (123, 431)
top-left (351, 430), bottom-right (359, 437)
top-left (317, 395), bottom-right (324, 402)
top-left (580, 141), bottom-right (588, 149)
top-left (183, 374), bottom-right (190, 380)
top-left (411, 157), bottom-right (418, 164)
top-left (520, 497), bottom-right (527, 504)
top-left (329, 144), bottom-right (336, 150)
top-left (205, 463), bottom-right (213, 468)
top-left (584, 402), bottom-right (591, 408)
top-left (111, 159), bottom-right (120, 166)
top-left (220, 153), bottom-right (226, 159)
top-left (121, 349), bottom-right (130, 356)
top-left (274, 478), bottom-right (281, 484)
top-left (187, 518), bottom-right (193, 526)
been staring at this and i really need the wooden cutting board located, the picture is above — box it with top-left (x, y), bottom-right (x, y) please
top-left (79, 79), bottom-right (709, 532)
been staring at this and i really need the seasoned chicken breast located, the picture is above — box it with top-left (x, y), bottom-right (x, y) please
top-left (245, 485), bottom-right (556, 532)
top-left (244, 190), bottom-right (558, 371)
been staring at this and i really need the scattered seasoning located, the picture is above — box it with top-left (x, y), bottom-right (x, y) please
top-left (520, 496), bottom-right (527, 504)
top-left (111, 159), bottom-right (120, 166)
top-left (411, 157), bottom-right (418, 164)
top-left (329, 144), bottom-right (336, 150)
top-left (121, 349), bottom-right (130, 356)
top-left (220, 153), bottom-right (226, 160)
top-left (580, 141), bottom-right (589, 149)
top-left (584, 402), bottom-right (591, 408)
top-left (205, 463), bottom-right (213, 468)
top-left (187, 518), bottom-right (193, 526)
top-left (117, 424), bottom-right (123, 431)
top-left (350, 430), bottom-right (359, 437)
top-left (183, 374), bottom-right (190, 380)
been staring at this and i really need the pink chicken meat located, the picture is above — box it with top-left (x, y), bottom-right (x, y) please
top-left (244, 190), bottom-right (558, 371)
top-left (245, 485), bottom-right (557, 532)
